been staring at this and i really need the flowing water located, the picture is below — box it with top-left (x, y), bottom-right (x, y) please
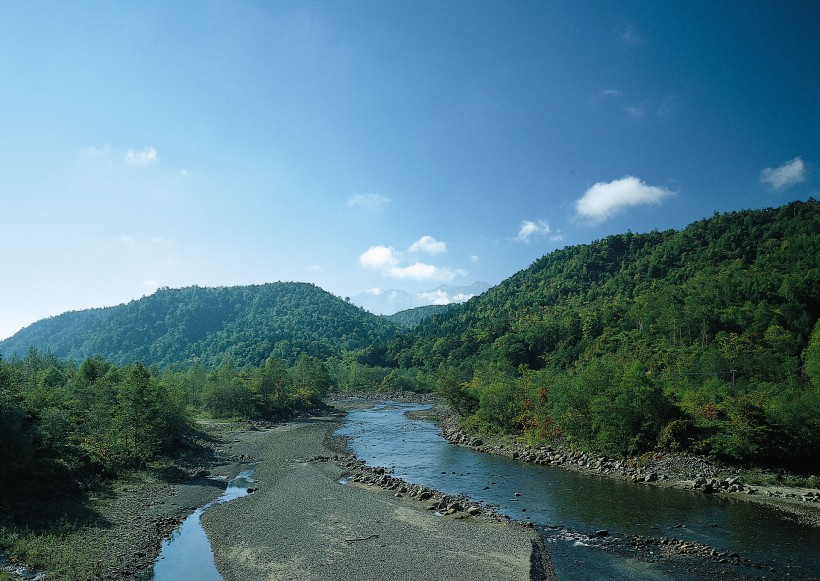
top-left (138, 469), bottom-right (254, 581)
top-left (336, 402), bottom-right (820, 580)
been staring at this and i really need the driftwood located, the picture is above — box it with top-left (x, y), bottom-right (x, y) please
top-left (344, 534), bottom-right (379, 543)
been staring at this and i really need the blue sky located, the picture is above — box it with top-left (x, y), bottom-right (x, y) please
top-left (1, 1), bottom-right (818, 338)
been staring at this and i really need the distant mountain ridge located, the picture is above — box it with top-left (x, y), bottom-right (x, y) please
top-left (385, 304), bottom-right (453, 328)
top-left (352, 282), bottom-right (490, 315)
top-left (0, 282), bottom-right (398, 368)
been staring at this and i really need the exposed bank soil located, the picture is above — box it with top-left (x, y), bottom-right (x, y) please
top-left (436, 408), bottom-right (820, 530)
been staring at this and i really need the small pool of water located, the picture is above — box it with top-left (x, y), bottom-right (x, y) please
top-left (138, 469), bottom-right (255, 581)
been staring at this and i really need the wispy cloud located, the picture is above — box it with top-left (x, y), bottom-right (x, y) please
top-left (79, 146), bottom-right (110, 159)
top-left (358, 244), bottom-right (465, 282)
top-left (348, 193), bottom-right (390, 209)
top-left (656, 96), bottom-right (676, 118)
top-left (576, 176), bottom-right (674, 223)
top-left (760, 157), bottom-right (806, 190)
top-left (619, 21), bottom-right (644, 45)
top-left (409, 235), bottom-right (447, 255)
top-left (125, 147), bottom-right (158, 165)
top-left (625, 105), bottom-right (645, 119)
top-left (515, 220), bottom-right (563, 243)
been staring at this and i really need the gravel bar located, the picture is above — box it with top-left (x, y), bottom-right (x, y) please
top-left (201, 415), bottom-right (552, 580)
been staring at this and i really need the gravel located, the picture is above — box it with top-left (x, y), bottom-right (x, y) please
top-left (201, 416), bottom-right (551, 580)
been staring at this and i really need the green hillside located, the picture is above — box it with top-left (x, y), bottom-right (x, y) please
top-left (387, 199), bottom-right (820, 470)
top-left (0, 283), bottom-right (399, 368)
top-left (385, 304), bottom-right (454, 328)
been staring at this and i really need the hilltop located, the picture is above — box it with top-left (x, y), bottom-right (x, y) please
top-left (0, 282), bottom-right (398, 368)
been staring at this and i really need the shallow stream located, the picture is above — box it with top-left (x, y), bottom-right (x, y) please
top-left (138, 469), bottom-right (254, 581)
top-left (336, 402), bottom-right (820, 580)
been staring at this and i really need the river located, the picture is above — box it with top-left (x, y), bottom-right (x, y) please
top-left (138, 469), bottom-right (255, 581)
top-left (336, 402), bottom-right (820, 580)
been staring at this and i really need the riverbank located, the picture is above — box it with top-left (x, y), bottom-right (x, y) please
top-left (435, 405), bottom-right (820, 529)
top-left (201, 411), bottom-right (552, 580)
top-left (2, 409), bottom-right (551, 580)
top-left (0, 418), bottom-right (265, 580)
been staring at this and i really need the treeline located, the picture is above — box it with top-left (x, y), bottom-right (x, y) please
top-left (0, 282), bottom-right (398, 368)
top-left (0, 350), bottom-right (187, 500)
top-left (0, 349), bottom-right (335, 502)
top-left (392, 200), bottom-right (820, 472)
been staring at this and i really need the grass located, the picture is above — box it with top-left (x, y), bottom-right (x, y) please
top-left (738, 469), bottom-right (820, 489)
top-left (0, 513), bottom-right (104, 581)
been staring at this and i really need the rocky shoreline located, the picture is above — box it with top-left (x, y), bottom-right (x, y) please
top-left (437, 410), bottom-right (820, 529)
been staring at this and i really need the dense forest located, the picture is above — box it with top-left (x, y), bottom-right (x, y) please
top-left (0, 283), bottom-right (398, 368)
top-left (385, 199), bottom-right (819, 471)
top-left (0, 348), bottom-right (332, 503)
top-left (385, 304), bottom-right (453, 328)
top-left (2, 200), bottom-right (818, 475)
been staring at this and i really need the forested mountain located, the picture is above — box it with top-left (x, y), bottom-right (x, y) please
top-left (0, 283), bottom-right (399, 368)
top-left (387, 199), bottom-right (820, 470)
top-left (2, 201), bottom-right (818, 471)
top-left (385, 304), bottom-right (454, 328)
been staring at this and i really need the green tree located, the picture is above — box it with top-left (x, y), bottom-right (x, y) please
top-left (116, 363), bottom-right (162, 466)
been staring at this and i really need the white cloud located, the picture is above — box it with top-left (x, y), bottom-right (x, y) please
top-left (409, 235), bottom-right (447, 255)
top-left (307, 264), bottom-right (323, 272)
top-left (575, 176), bottom-right (674, 223)
top-left (469, 255), bottom-right (479, 263)
top-left (359, 245), bottom-right (465, 282)
top-left (418, 289), bottom-right (454, 305)
top-left (125, 147), bottom-right (158, 165)
top-left (359, 245), bottom-right (400, 270)
top-left (365, 287), bottom-right (384, 296)
top-left (601, 88), bottom-right (624, 97)
top-left (516, 220), bottom-right (563, 243)
top-left (418, 289), bottom-right (476, 305)
top-left (348, 193), bottom-right (390, 209)
top-left (142, 279), bottom-right (159, 287)
top-left (391, 262), bottom-right (440, 280)
top-left (760, 157), bottom-right (806, 190)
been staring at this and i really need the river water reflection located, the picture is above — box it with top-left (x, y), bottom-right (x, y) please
top-left (139, 469), bottom-right (254, 581)
top-left (336, 402), bottom-right (820, 580)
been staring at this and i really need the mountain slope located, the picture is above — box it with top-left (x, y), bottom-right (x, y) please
top-left (0, 283), bottom-right (398, 368)
top-left (386, 200), bottom-right (819, 469)
top-left (393, 199), bottom-right (819, 375)
top-left (385, 304), bottom-right (454, 328)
